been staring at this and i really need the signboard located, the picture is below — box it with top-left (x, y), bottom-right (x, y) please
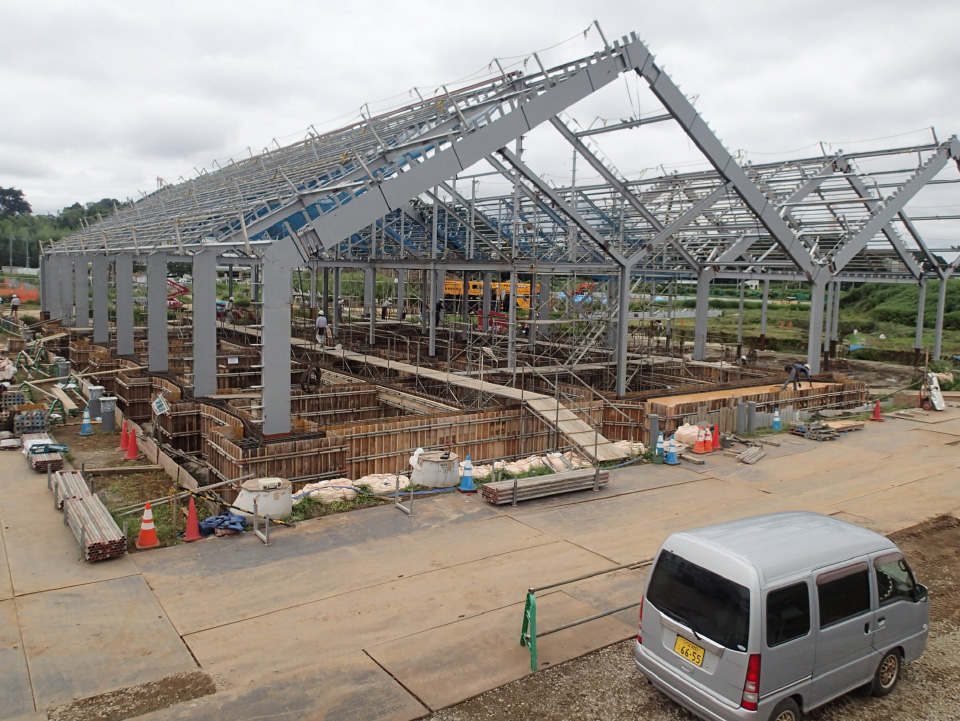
top-left (152, 394), bottom-right (171, 416)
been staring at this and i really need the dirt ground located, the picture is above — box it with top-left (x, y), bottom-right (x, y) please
top-left (752, 351), bottom-right (919, 389)
top-left (429, 515), bottom-right (960, 721)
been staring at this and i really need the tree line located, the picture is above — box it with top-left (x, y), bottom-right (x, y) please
top-left (0, 187), bottom-right (126, 269)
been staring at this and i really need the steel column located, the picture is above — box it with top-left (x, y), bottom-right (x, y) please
top-left (147, 253), bottom-right (168, 373)
top-left (39, 254), bottom-right (49, 316)
top-left (616, 265), bottom-right (632, 396)
top-left (481, 272), bottom-right (492, 331)
top-left (694, 269), bottom-right (714, 360)
top-left (507, 270), bottom-right (517, 367)
top-left (396, 269), bottom-right (405, 322)
top-left (806, 278), bottom-right (826, 374)
top-left (736, 281), bottom-right (744, 344)
top-left (115, 253), bottom-right (134, 355)
top-left (760, 279), bottom-right (769, 340)
top-left (45, 255), bottom-right (62, 320)
top-left (92, 255), bottom-right (109, 344)
top-left (261, 245), bottom-right (293, 435)
top-left (60, 255), bottom-right (74, 326)
top-left (73, 257), bottom-right (89, 328)
top-left (914, 280), bottom-right (927, 350)
top-left (332, 267), bottom-right (341, 336)
top-left (366, 267), bottom-right (376, 345)
top-left (428, 267), bottom-right (438, 356)
top-left (831, 282), bottom-right (841, 342)
top-left (192, 250), bottom-right (218, 397)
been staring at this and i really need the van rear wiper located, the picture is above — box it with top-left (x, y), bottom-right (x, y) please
top-left (665, 609), bottom-right (702, 641)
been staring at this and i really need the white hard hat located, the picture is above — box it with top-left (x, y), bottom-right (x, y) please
top-left (318, 310), bottom-right (324, 315)
top-left (803, 363), bottom-right (811, 370)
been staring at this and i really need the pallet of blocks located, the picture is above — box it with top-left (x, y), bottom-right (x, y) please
top-left (53, 471), bottom-right (127, 562)
top-left (481, 469), bottom-right (609, 505)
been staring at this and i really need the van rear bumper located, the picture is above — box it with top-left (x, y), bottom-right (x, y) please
top-left (634, 641), bottom-right (767, 721)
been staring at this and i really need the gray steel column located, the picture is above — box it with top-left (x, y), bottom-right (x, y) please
top-left (527, 273), bottom-right (538, 349)
top-left (461, 270), bottom-right (470, 341)
top-left (115, 253), bottom-right (134, 355)
top-left (92, 255), bottom-right (109, 344)
top-left (228, 264), bottom-right (234, 299)
top-left (74, 257), bottom-right (89, 328)
top-left (694, 269), bottom-right (713, 360)
top-left (806, 278), bottom-right (826, 374)
top-left (736, 281), bottom-right (745, 343)
top-left (421, 272), bottom-right (429, 335)
top-left (332, 267), bottom-right (341, 336)
top-left (934, 275), bottom-right (950, 359)
top-left (322, 267), bottom-right (330, 317)
top-left (192, 250), bottom-right (218, 397)
top-left (615, 264), bottom-right (632, 396)
top-left (46, 255), bottom-right (62, 320)
top-left (60, 255), bottom-right (75, 326)
top-left (914, 280), bottom-right (927, 350)
top-left (309, 264), bottom-right (317, 310)
top-left (822, 283), bottom-right (832, 354)
top-left (831, 282), bottom-right (841, 341)
top-left (481, 272), bottom-right (492, 331)
top-left (39, 254), bottom-right (48, 315)
top-left (428, 267), bottom-right (438, 356)
top-left (147, 253), bottom-right (168, 373)
top-left (366, 267), bottom-right (376, 345)
top-left (396, 270), bottom-right (405, 322)
top-left (261, 246), bottom-right (292, 436)
top-left (507, 270), bottom-right (518, 367)
top-left (760, 279), bottom-right (769, 336)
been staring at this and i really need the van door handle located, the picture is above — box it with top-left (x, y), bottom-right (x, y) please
top-left (877, 617), bottom-right (886, 628)
top-left (864, 622), bottom-right (870, 634)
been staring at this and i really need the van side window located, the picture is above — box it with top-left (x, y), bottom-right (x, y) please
top-left (874, 553), bottom-right (917, 606)
top-left (767, 582), bottom-right (810, 647)
top-left (817, 563), bottom-right (870, 628)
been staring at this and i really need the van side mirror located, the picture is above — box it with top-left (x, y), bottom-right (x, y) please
top-left (913, 584), bottom-right (928, 603)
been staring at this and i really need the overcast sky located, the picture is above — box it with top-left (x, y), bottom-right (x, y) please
top-left (3, 0), bottom-right (960, 222)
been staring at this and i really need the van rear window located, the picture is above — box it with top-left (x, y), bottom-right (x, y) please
top-left (647, 550), bottom-right (750, 650)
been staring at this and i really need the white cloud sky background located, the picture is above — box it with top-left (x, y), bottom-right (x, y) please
top-left (3, 0), bottom-right (959, 226)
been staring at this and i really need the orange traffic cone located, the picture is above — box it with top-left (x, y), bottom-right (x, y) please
top-left (119, 420), bottom-right (129, 452)
top-left (712, 423), bottom-right (721, 451)
top-left (869, 399), bottom-right (884, 422)
top-left (135, 501), bottom-right (160, 549)
top-left (704, 425), bottom-right (713, 453)
top-left (788, 321), bottom-right (792, 329)
top-left (183, 497), bottom-right (202, 542)
top-left (124, 426), bottom-right (139, 461)
top-left (693, 426), bottom-right (706, 454)
top-left (779, 320), bottom-right (784, 328)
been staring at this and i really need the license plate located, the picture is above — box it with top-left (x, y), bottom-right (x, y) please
top-left (674, 636), bottom-right (705, 667)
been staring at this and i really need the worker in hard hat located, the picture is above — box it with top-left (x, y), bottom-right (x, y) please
top-left (315, 310), bottom-right (328, 346)
top-left (781, 362), bottom-right (813, 391)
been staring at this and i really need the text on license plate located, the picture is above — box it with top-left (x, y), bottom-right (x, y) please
top-left (674, 636), bottom-right (704, 666)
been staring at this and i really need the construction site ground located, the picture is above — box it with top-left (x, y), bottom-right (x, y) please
top-left (1, 407), bottom-right (959, 721)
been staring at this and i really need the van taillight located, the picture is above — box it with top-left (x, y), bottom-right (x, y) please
top-left (637, 595), bottom-right (643, 644)
top-left (741, 654), bottom-right (761, 711)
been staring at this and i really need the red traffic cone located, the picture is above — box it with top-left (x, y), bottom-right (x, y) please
top-left (788, 321), bottom-right (793, 329)
top-left (870, 399), bottom-right (884, 422)
top-left (119, 420), bottom-right (129, 452)
top-left (135, 501), bottom-right (160, 549)
top-left (712, 423), bottom-right (721, 451)
top-left (693, 426), bottom-right (706, 454)
top-left (779, 320), bottom-right (784, 328)
top-left (124, 426), bottom-right (139, 461)
top-left (183, 497), bottom-right (202, 542)
top-left (703, 425), bottom-right (713, 453)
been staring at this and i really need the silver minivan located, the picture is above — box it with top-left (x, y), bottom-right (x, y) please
top-left (634, 512), bottom-right (929, 721)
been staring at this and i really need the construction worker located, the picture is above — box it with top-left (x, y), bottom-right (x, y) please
top-left (380, 298), bottom-right (392, 320)
top-left (315, 310), bottom-right (328, 346)
top-left (10, 294), bottom-right (20, 320)
top-left (781, 362), bottom-right (813, 391)
top-left (223, 296), bottom-right (235, 322)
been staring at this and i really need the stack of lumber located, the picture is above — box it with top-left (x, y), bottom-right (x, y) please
top-left (481, 469), bottom-right (609, 505)
top-left (52, 471), bottom-right (126, 562)
top-left (790, 420), bottom-right (839, 441)
top-left (736, 447), bottom-right (767, 465)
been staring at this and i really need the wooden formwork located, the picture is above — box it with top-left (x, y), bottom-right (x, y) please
top-left (601, 402), bottom-right (645, 442)
top-left (87, 345), bottom-right (120, 396)
top-left (68, 335), bottom-right (93, 371)
top-left (644, 379), bottom-right (868, 443)
top-left (116, 360), bottom-right (152, 421)
top-left (207, 429), bottom-right (348, 487)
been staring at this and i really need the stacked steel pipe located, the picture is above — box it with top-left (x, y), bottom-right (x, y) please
top-left (52, 471), bottom-right (127, 562)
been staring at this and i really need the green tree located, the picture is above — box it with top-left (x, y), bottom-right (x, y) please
top-left (0, 187), bottom-right (31, 218)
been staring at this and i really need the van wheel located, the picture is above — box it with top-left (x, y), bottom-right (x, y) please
top-left (768, 698), bottom-right (801, 721)
top-left (871, 649), bottom-right (901, 696)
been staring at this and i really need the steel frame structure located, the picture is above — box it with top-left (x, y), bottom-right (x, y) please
top-left (43, 29), bottom-right (960, 435)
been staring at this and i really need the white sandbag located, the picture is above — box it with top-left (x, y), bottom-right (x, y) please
top-left (308, 486), bottom-right (358, 502)
top-left (674, 424), bottom-right (700, 446)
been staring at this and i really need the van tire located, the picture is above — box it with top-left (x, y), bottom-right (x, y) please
top-left (871, 649), bottom-right (901, 696)
top-left (768, 698), bottom-right (801, 721)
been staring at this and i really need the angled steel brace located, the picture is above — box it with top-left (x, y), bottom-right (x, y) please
top-left (897, 213), bottom-right (942, 278)
top-left (831, 139), bottom-right (958, 272)
top-left (840, 165), bottom-right (921, 278)
top-left (550, 115), bottom-right (700, 270)
top-left (424, 189), bottom-right (512, 263)
top-left (625, 36), bottom-right (816, 278)
top-left (625, 182), bottom-right (733, 267)
top-left (492, 148), bottom-right (630, 267)
top-left (714, 155), bottom-right (841, 265)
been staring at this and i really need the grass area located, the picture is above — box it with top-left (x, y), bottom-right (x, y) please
top-left (286, 486), bottom-right (388, 523)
